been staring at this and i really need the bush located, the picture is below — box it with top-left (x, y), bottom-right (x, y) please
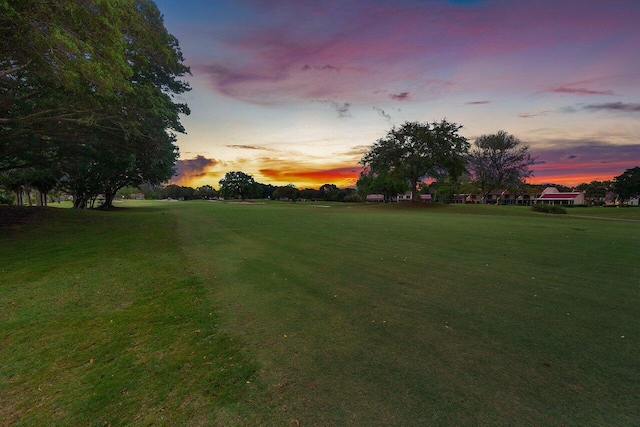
top-left (531, 204), bottom-right (567, 214)
top-left (343, 194), bottom-right (363, 203)
top-left (0, 190), bottom-right (14, 205)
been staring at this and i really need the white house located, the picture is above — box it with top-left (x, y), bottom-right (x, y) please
top-left (395, 192), bottom-right (432, 202)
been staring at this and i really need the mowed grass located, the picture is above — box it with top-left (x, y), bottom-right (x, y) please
top-left (2, 201), bottom-right (639, 426)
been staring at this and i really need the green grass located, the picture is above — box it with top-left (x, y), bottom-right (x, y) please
top-left (2, 201), bottom-right (639, 426)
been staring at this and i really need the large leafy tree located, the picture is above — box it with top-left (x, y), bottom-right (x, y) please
top-left (359, 120), bottom-right (469, 201)
top-left (467, 130), bottom-right (535, 203)
top-left (1, 0), bottom-right (190, 208)
top-left (613, 167), bottom-right (640, 201)
top-left (219, 171), bottom-right (256, 201)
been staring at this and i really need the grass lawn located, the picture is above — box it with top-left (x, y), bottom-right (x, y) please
top-left (1, 201), bottom-right (639, 426)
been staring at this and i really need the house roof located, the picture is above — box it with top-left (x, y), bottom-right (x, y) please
top-left (539, 193), bottom-right (581, 200)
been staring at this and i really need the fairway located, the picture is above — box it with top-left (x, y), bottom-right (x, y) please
top-left (2, 202), bottom-right (639, 426)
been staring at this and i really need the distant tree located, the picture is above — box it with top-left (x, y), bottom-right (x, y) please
top-left (356, 170), bottom-right (407, 202)
top-left (467, 131), bottom-right (536, 203)
top-left (613, 167), bottom-right (640, 201)
top-left (194, 185), bottom-right (218, 199)
top-left (219, 171), bottom-right (255, 200)
top-left (272, 185), bottom-right (300, 201)
top-left (576, 180), bottom-right (613, 205)
top-left (299, 188), bottom-right (321, 200)
top-left (257, 183), bottom-right (276, 199)
top-left (360, 120), bottom-right (469, 201)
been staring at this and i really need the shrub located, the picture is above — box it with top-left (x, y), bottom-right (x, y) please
top-left (531, 204), bottom-right (567, 214)
top-left (0, 190), bottom-right (14, 205)
top-left (343, 194), bottom-right (363, 203)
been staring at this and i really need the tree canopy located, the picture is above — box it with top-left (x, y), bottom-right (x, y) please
top-left (219, 171), bottom-right (257, 200)
top-left (1, 0), bottom-right (190, 208)
top-left (613, 167), bottom-right (640, 201)
top-left (467, 130), bottom-right (535, 203)
top-left (359, 120), bottom-right (469, 201)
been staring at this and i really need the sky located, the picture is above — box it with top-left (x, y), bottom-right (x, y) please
top-left (154, 0), bottom-right (640, 189)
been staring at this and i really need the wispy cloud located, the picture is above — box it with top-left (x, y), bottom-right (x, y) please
top-left (226, 144), bottom-right (277, 151)
top-left (518, 111), bottom-right (549, 119)
top-left (550, 86), bottom-right (615, 96)
top-left (302, 64), bottom-right (341, 72)
top-left (466, 100), bottom-right (490, 105)
top-left (317, 100), bottom-right (352, 117)
top-left (389, 92), bottom-right (411, 101)
top-left (583, 102), bottom-right (640, 113)
top-left (373, 106), bottom-right (391, 120)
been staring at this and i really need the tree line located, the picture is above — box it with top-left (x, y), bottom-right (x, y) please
top-left (357, 120), bottom-right (640, 204)
top-left (108, 178), bottom-right (361, 204)
top-left (0, 0), bottom-right (190, 208)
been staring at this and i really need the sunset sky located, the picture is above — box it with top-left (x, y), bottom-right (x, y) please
top-left (154, 0), bottom-right (640, 189)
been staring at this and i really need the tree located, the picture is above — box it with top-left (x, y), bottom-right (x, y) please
top-left (467, 130), bottom-right (536, 203)
top-left (1, 0), bottom-right (190, 209)
top-left (219, 171), bottom-right (256, 200)
top-left (360, 120), bottom-right (469, 201)
top-left (613, 167), bottom-right (640, 201)
top-left (194, 185), bottom-right (218, 199)
top-left (576, 180), bottom-right (613, 205)
top-left (272, 185), bottom-right (300, 201)
top-left (356, 171), bottom-right (407, 202)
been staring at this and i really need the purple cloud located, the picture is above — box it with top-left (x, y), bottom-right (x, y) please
top-left (584, 102), bottom-right (640, 113)
top-left (172, 155), bottom-right (219, 184)
top-left (389, 92), bottom-right (411, 101)
top-left (550, 86), bottom-right (615, 96)
top-left (466, 100), bottom-right (490, 105)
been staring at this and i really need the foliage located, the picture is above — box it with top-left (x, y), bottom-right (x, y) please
top-left (359, 120), bottom-right (469, 201)
top-left (299, 188), bottom-right (322, 200)
top-left (613, 167), bottom-right (640, 201)
top-left (343, 193), bottom-right (363, 203)
top-left (1, 0), bottom-right (190, 208)
top-left (467, 130), bottom-right (536, 202)
top-left (194, 185), bottom-right (219, 199)
top-left (0, 188), bottom-right (13, 205)
top-left (272, 185), bottom-right (299, 201)
top-left (218, 171), bottom-right (256, 200)
top-left (576, 180), bottom-right (613, 205)
top-left (531, 203), bottom-right (567, 214)
top-left (162, 184), bottom-right (195, 200)
top-left (356, 170), bottom-right (407, 202)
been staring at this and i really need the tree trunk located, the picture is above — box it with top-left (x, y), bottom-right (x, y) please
top-left (73, 194), bottom-right (87, 209)
top-left (102, 191), bottom-right (115, 209)
top-left (410, 179), bottom-right (419, 201)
